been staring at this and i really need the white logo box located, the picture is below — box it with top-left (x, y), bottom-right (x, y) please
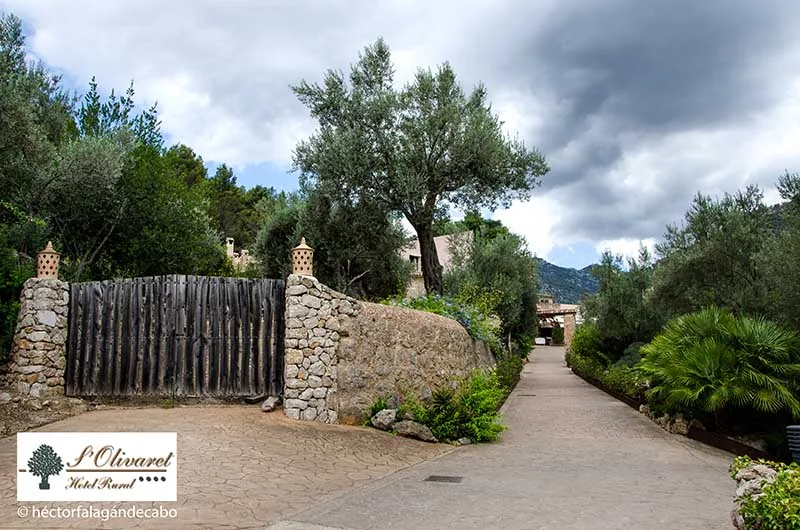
top-left (17, 432), bottom-right (177, 502)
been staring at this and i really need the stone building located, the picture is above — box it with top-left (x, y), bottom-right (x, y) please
top-left (400, 231), bottom-right (472, 298)
top-left (226, 237), bottom-right (255, 272)
top-left (536, 294), bottom-right (580, 348)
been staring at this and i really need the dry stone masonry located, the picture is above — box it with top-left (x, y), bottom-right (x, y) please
top-left (282, 274), bottom-right (495, 425)
top-left (283, 274), bottom-right (361, 423)
top-left (8, 278), bottom-right (69, 398)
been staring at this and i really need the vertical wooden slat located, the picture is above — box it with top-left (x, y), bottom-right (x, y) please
top-left (129, 278), bottom-right (141, 395)
top-left (239, 279), bottom-right (250, 395)
top-left (184, 276), bottom-right (196, 395)
top-left (194, 276), bottom-right (207, 394)
top-left (162, 275), bottom-right (174, 395)
top-left (208, 277), bottom-right (218, 394)
top-left (251, 280), bottom-right (262, 395)
top-left (218, 277), bottom-right (226, 394)
top-left (65, 284), bottom-right (80, 395)
top-left (89, 283), bottom-right (103, 396)
top-left (229, 279), bottom-right (240, 395)
top-left (273, 279), bottom-right (286, 396)
top-left (142, 277), bottom-right (153, 393)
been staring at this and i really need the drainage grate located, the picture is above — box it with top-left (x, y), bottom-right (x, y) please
top-left (517, 394), bottom-right (537, 397)
top-left (424, 475), bottom-right (463, 483)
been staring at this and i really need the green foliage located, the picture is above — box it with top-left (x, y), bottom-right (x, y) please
top-left (551, 326), bottom-right (565, 345)
top-left (565, 349), bottom-right (646, 401)
top-left (740, 468), bottom-right (800, 530)
top-left (759, 172), bottom-right (800, 331)
top-left (0, 227), bottom-right (33, 361)
top-left (638, 308), bottom-right (800, 425)
top-left (581, 248), bottom-right (662, 361)
top-left (253, 185), bottom-right (411, 299)
top-left (298, 185), bottom-right (411, 299)
top-left (368, 396), bottom-right (390, 418)
top-left (731, 456), bottom-right (800, 529)
top-left (444, 220), bottom-right (539, 344)
top-left (384, 294), bottom-right (502, 352)
top-left (292, 38), bottom-right (548, 293)
top-left (412, 370), bottom-right (506, 443)
top-left (395, 394), bottom-right (429, 425)
top-left (730, 456), bottom-right (794, 479)
top-left (494, 352), bottom-right (524, 395)
top-left (568, 323), bottom-right (609, 365)
top-left (651, 186), bottom-right (771, 320)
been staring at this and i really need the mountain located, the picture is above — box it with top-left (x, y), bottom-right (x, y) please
top-left (536, 258), bottom-right (599, 304)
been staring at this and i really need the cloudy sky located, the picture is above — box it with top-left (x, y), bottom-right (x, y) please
top-left (3, 0), bottom-right (799, 269)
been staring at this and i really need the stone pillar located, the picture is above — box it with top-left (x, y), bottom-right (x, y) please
top-left (283, 274), bottom-right (360, 423)
top-left (563, 312), bottom-right (576, 350)
top-left (9, 278), bottom-right (69, 398)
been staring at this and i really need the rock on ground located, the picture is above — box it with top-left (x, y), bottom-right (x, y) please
top-left (393, 420), bottom-right (438, 443)
top-left (261, 396), bottom-right (281, 412)
top-left (370, 409), bottom-right (397, 431)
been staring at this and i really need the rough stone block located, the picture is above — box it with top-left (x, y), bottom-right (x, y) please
top-left (285, 408), bottom-right (300, 420)
top-left (285, 398), bottom-right (308, 410)
top-left (287, 304), bottom-right (310, 318)
top-left (286, 285), bottom-right (308, 296)
top-left (308, 361), bottom-right (326, 377)
top-left (285, 378), bottom-right (309, 389)
top-left (285, 350), bottom-right (304, 365)
top-left (301, 294), bottom-right (322, 309)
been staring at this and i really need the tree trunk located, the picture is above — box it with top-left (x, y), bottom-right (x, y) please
top-left (413, 223), bottom-right (444, 295)
top-left (39, 476), bottom-right (50, 490)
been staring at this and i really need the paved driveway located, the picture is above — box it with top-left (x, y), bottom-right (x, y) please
top-left (0, 406), bottom-right (450, 529)
top-left (271, 346), bottom-right (735, 530)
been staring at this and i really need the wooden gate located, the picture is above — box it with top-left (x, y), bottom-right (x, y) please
top-left (65, 275), bottom-right (285, 398)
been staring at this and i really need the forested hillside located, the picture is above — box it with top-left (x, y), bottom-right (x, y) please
top-left (536, 259), bottom-right (599, 303)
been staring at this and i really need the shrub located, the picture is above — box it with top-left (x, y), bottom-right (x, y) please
top-left (368, 396), bottom-right (390, 418)
top-left (730, 456), bottom-right (793, 479)
top-left (551, 326), bottom-right (564, 345)
top-left (566, 350), bottom-right (646, 401)
top-left (383, 294), bottom-right (503, 353)
top-left (740, 467), bottom-right (800, 530)
top-left (638, 307), bottom-right (800, 428)
top-left (569, 323), bottom-right (610, 365)
top-left (495, 353), bottom-right (523, 395)
top-left (397, 369), bottom-right (507, 443)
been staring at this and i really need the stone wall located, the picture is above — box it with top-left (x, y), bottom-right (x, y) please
top-left (283, 274), bottom-right (495, 424)
top-left (7, 278), bottom-right (69, 398)
top-left (336, 303), bottom-right (495, 424)
top-left (283, 274), bottom-right (361, 423)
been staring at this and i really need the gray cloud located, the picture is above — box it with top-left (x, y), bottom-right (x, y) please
top-left (3, 0), bottom-right (799, 256)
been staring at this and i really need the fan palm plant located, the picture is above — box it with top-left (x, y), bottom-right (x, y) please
top-left (638, 307), bottom-right (800, 429)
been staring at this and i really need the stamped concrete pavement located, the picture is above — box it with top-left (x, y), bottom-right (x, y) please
top-left (0, 406), bottom-right (450, 529)
top-left (271, 346), bottom-right (734, 530)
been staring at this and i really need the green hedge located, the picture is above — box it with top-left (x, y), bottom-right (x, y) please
top-left (565, 350), bottom-right (645, 402)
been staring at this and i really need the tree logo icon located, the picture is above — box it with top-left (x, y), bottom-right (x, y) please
top-left (27, 444), bottom-right (63, 490)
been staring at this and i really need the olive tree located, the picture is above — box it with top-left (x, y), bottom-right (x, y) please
top-left (292, 39), bottom-right (548, 293)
